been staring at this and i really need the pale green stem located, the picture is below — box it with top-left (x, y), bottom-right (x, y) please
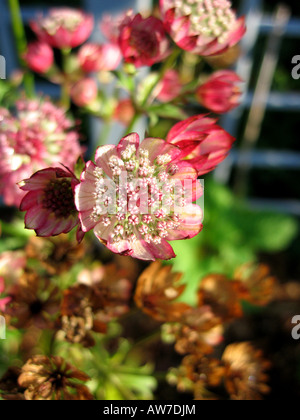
top-left (8, 0), bottom-right (35, 97)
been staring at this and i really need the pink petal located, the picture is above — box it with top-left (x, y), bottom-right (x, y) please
top-left (0, 277), bottom-right (5, 294)
top-left (166, 204), bottom-right (203, 241)
top-left (79, 209), bottom-right (98, 232)
top-left (94, 217), bottom-right (117, 243)
top-left (24, 206), bottom-right (50, 230)
top-left (117, 133), bottom-right (140, 157)
top-left (95, 145), bottom-right (117, 178)
top-left (139, 137), bottom-right (182, 164)
top-left (0, 297), bottom-right (11, 312)
top-left (19, 191), bottom-right (41, 211)
top-left (19, 168), bottom-right (55, 191)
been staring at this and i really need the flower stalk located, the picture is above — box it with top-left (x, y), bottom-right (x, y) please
top-left (8, 0), bottom-right (35, 97)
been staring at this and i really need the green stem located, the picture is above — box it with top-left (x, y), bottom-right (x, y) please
top-left (8, 0), bottom-right (35, 97)
top-left (141, 48), bottom-right (181, 109)
top-left (60, 49), bottom-right (71, 109)
top-left (124, 112), bottom-right (142, 136)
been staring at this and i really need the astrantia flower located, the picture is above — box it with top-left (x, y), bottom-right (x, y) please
top-left (0, 368), bottom-right (26, 401)
top-left (5, 270), bottom-right (61, 329)
top-left (160, 0), bottom-right (246, 56)
top-left (78, 43), bottom-right (122, 73)
top-left (24, 42), bottom-right (54, 74)
top-left (222, 342), bottom-right (271, 400)
top-left (118, 12), bottom-right (171, 68)
top-left (197, 70), bottom-right (242, 113)
top-left (18, 356), bottom-right (93, 400)
top-left (31, 8), bottom-right (94, 49)
top-left (166, 114), bottom-right (235, 175)
top-left (70, 78), bottom-right (98, 107)
top-left (0, 99), bottom-right (82, 207)
top-left (75, 133), bottom-right (203, 261)
top-left (19, 167), bottom-right (81, 239)
top-left (60, 264), bottom-right (132, 346)
top-left (155, 69), bottom-right (183, 103)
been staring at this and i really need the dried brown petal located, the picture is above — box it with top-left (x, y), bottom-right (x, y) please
top-left (233, 263), bottom-right (277, 306)
top-left (222, 342), bottom-right (271, 400)
top-left (198, 274), bottom-right (243, 321)
top-left (135, 262), bottom-right (190, 322)
top-left (18, 355), bottom-right (93, 401)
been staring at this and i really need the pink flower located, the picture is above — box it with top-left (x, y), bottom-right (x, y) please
top-left (166, 115), bottom-right (235, 175)
top-left (31, 8), bottom-right (94, 49)
top-left (0, 277), bottom-right (11, 312)
top-left (197, 70), bottom-right (242, 113)
top-left (155, 69), bottom-right (183, 102)
top-left (19, 167), bottom-right (82, 240)
top-left (100, 12), bottom-right (129, 44)
top-left (24, 42), bottom-right (54, 74)
top-left (113, 99), bottom-right (135, 126)
top-left (118, 12), bottom-right (171, 68)
top-left (0, 99), bottom-right (82, 207)
top-left (78, 43), bottom-right (122, 73)
top-left (71, 78), bottom-right (98, 107)
top-left (160, 0), bottom-right (246, 56)
top-left (75, 133), bottom-right (203, 261)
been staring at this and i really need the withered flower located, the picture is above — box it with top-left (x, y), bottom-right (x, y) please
top-left (198, 274), bottom-right (243, 321)
top-left (25, 236), bottom-right (86, 275)
top-left (18, 356), bottom-right (93, 400)
top-left (60, 264), bottom-right (132, 346)
top-left (164, 306), bottom-right (223, 355)
top-left (169, 354), bottom-right (225, 399)
top-left (0, 368), bottom-right (25, 401)
top-left (233, 263), bottom-right (277, 306)
top-left (222, 342), bottom-right (271, 400)
top-left (5, 270), bottom-right (61, 329)
top-left (134, 262), bottom-right (190, 323)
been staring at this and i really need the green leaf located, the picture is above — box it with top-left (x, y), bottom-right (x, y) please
top-left (146, 103), bottom-right (187, 120)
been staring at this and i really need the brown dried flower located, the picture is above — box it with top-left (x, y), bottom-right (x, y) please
top-left (198, 274), bottom-right (243, 321)
top-left (164, 306), bottom-right (223, 356)
top-left (134, 262), bottom-right (190, 323)
top-left (0, 367), bottom-right (25, 400)
top-left (233, 263), bottom-right (277, 306)
top-left (25, 236), bottom-right (86, 275)
top-left (18, 356), bottom-right (93, 400)
top-left (5, 270), bottom-right (61, 329)
top-left (222, 342), bottom-right (271, 400)
top-left (60, 264), bottom-right (132, 346)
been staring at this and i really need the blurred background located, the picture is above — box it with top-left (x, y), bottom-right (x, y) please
top-left (0, 0), bottom-right (300, 400)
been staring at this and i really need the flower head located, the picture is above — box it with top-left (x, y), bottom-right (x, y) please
top-left (0, 99), bottom-right (82, 207)
top-left (160, 0), bottom-right (246, 56)
top-left (135, 262), bottom-right (191, 322)
top-left (222, 342), bottom-right (271, 400)
top-left (119, 12), bottom-right (171, 68)
top-left (78, 42), bottom-right (122, 72)
top-left (75, 133), bottom-right (203, 261)
top-left (155, 69), bottom-right (183, 103)
top-left (70, 78), bottom-right (98, 107)
top-left (31, 8), bottom-right (94, 49)
top-left (0, 368), bottom-right (25, 401)
top-left (24, 42), bottom-right (54, 74)
top-left (60, 264), bottom-right (132, 346)
top-left (166, 114), bottom-right (235, 175)
top-left (19, 167), bottom-right (81, 239)
top-left (197, 70), bottom-right (242, 113)
top-left (4, 270), bottom-right (61, 329)
top-left (18, 356), bottom-right (93, 400)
